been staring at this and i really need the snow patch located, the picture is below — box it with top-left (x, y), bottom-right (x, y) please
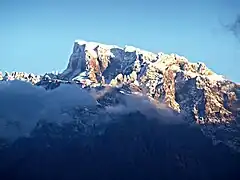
top-left (207, 74), bottom-right (226, 82)
top-left (75, 40), bottom-right (120, 50)
top-left (124, 45), bottom-right (138, 52)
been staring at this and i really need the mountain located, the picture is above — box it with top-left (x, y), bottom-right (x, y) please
top-left (60, 40), bottom-right (240, 123)
top-left (52, 40), bottom-right (240, 150)
top-left (1, 40), bottom-right (240, 147)
top-left (0, 40), bottom-right (240, 180)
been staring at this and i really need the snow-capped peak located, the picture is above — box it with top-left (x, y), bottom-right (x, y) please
top-left (124, 45), bottom-right (138, 52)
top-left (75, 39), bottom-right (121, 50)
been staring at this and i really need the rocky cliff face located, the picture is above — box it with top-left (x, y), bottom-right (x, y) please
top-left (60, 40), bottom-right (240, 125)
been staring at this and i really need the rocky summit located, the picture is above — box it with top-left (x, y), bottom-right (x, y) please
top-left (59, 40), bottom-right (240, 124)
top-left (0, 40), bottom-right (240, 152)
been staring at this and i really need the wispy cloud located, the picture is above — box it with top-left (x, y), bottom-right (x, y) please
top-left (0, 80), bottom-right (96, 140)
top-left (223, 15), bottom-right (240, 41)
top-left (0, 80), bottom-right (183, 141)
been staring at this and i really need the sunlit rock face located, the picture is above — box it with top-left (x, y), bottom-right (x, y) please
top-left (60, 40), bottom-right (239, 124)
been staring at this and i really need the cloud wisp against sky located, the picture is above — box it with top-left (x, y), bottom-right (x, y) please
top-left (224, 15), bottom-right (240, 42)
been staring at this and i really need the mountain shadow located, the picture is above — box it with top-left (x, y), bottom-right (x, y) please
top-left (0, 112), bottom-right (240, 180)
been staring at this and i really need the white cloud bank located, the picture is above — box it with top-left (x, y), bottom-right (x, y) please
top-left (0, 80), bottom-right (96, 140)
top-left (0, 80), bottom-right (183, 141)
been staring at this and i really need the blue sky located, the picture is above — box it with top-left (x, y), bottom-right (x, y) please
top-left (0, 0), bottom-right (239, 82)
